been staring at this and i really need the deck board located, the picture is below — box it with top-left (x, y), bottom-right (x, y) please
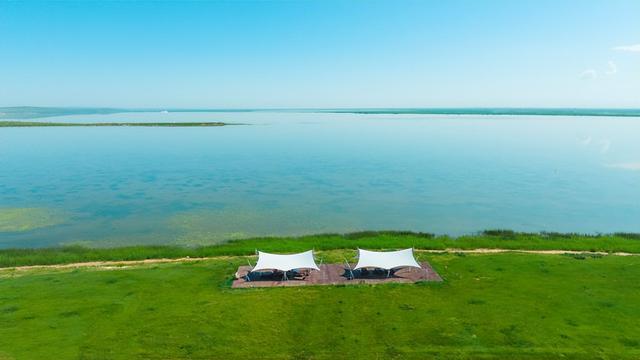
top-left (232, 262), bottom-right (442, 288)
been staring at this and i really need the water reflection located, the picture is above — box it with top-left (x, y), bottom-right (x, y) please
top-left (0, 112), bottom-right (639, 247)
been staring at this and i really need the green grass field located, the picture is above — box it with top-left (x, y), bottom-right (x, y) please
top-left (1, 233), bottom-right (639, 359)
top-left (2, 231), bottom-right (640, 268)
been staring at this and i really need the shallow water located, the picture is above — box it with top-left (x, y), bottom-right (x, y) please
top-left (1, 111), bottom-right (639, 248)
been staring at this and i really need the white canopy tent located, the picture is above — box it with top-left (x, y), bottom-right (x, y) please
top-left (251, 250), bottom-right (320, 273)
top-left (353, 248), bottom-right (421, 271)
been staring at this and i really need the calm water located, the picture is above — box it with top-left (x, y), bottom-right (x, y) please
top-left (1, 111), bottom-right (639, 248)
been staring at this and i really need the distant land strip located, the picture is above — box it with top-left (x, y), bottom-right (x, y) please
top-left (322, 108), bottom-right (640, 117)
top-left (2, 107), bottom-right (640, 120)
top-left (0, 121), bottom-right (230, 127)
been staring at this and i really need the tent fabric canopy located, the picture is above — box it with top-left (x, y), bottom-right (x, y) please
top-left (353, 248), bottom-right (421, 270)
top-left (252, 250), bottom-right (320, 272)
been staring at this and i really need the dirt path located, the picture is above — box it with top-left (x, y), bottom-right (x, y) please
top-left (0, 256), bottom-right (215, 272)
top-left (415, 248), bottom-right (637, 256)
top-left (0, 248), bottom-right (636, 273)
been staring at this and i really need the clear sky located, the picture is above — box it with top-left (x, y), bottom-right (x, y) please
top-left (0, 0), bottom-right (639, 108)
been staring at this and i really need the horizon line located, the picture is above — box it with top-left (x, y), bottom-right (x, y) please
top-left (3, 106), bottom-right (640, 110)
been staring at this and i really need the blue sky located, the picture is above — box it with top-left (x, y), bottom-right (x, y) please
top-left (0, 0), bottom-right (639, 108)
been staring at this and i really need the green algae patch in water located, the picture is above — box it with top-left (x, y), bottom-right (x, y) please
top-left (168, 209), bottom-right (261, 246)
top-left (0, 208), bottom-right (67, 232)
top-left (167, 207), bottom-right (362, 246)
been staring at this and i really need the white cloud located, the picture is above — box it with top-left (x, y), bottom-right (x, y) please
top-left (580, 69), bottom-right (597, 80)
top-left (613, 44), bottom-right (640, 52)
top-left (579, 136), bottom-right (592, 146)
top-left (606, 162), bottom-right (640, 171)
top-left (605, 61), bottom-right (617, 75)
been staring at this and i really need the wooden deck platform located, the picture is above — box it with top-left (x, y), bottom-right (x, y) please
top-left (231, 262), bottom-right (442, 288)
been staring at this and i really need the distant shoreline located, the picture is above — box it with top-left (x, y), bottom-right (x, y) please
top-left (0, 121), bottom-right (230, 127)
top-left (1, 106), bottom-right (640, 120)
top-left (321, 108), bottom-right (640, 117)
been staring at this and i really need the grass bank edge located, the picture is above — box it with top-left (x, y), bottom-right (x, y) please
top-left (1, 230), bottom-right (639, 268)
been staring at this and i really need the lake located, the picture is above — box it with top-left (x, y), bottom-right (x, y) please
top-left (1, 111), bottom-right (639, 248)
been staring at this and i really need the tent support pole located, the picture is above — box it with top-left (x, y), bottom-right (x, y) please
top-left (245, 259), bottom-right (254, 281)
top-left (344, 259), bottom-right (354, 280)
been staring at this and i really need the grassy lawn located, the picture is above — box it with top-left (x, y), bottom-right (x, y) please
top-left (2, 231), bottom-right (640, 268)
top-left (1, 250), bottom-right (639, 359)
